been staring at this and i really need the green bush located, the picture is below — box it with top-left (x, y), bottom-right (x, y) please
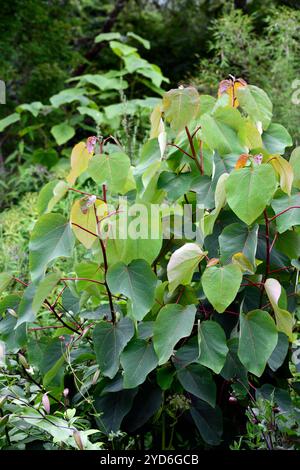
top-left (1, 77), bottom-right (299, 450)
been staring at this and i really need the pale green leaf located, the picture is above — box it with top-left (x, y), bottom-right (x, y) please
top-left (201, 264), bottom-right (242, 313)
top-left (51, 122), bottom-right (75, 146)
top-left (88, 152), bottom-right (130, 194)
top-left (236, 85), bottom-right (273, 130)
top-left (238, 310), bottom-right (278, 377)
top-left (262, 123), bottom-right (292, 154)
top-left (162, 87), bottom-right (200, 133)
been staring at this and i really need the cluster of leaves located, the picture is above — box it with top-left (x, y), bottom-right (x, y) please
top-left (0, 77), bottom-right (300, 450)
top-left (0, 32), bottom-right (168, 210)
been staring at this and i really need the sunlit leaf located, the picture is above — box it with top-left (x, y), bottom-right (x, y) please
top-left (167, 243), bottom-right (207, 293)
top-left (201, 264), bottom-right (242, 313)
top-left (66, 142), bottom-right (92, 185)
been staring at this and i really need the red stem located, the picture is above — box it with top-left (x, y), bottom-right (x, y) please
top-left (167, 143), bottom-right (193, 160)
top-left (71, 222), bottom-right (98, 238)
top-left (61, 277), bottom-right (105, 285)
top-left (185, 126), bottom-right (202, 174)
top-left (68, 187), bottom-right (103, 201)
top-left (93, 205), bottom-right (116, 323)
top-left (102, 184), bottom-right (107, 203)
top-left (268, 206), bottom-right (300, 222)
top-left (269, 266), bottom-right (291, 274)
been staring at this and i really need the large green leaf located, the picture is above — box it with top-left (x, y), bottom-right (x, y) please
top-left (275, 230), bottom-right (300, 260)
top-left (238, 310), bottom-right (278, 377)
top-left (37, 180), bottom-right (68, 215)
top-left (236, 85), bottom-right (273, 130)
top-left (107, 260), bottom-right (157, 321)
top-left (162, 87), bottom-right (200, 133)
top-left (123, 383), bottom-right (162, 433)
top-left (88, 152), bottom-right (130, 193)
top-left (93, 317), bottom-right (134, 379)
top-left (177, 364), bottom-right (216, 407)
top-left (16, 283), bottom-right (37, 327)
top-left (200, 110), bottom-right (245, 155)
top-left (201, 264), bottom-right (242, 313)
top-left (105, 206), bottom-right (162, 266)
top-left (29, 213), bottom-right (75, 282)
top-left (0, 112), bottom-right (20, 132)
top-left (198, 321), bottom-right (228, 374)
top-left (219, 223), bottom-right (258, 267)
top-left (167, 243), bottom-right (207, 293)
top-left (153, 304), bottom-right (196, 365)
top-left (262, 123), bottom-right (292, 154)
top-left (225, 164), bottom-right (277, 225)
top-left (120, 338), bottom-right (158, 388)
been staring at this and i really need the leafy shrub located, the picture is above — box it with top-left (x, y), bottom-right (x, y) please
top-left (0, 33), bottom-right (168, 211)
top-left (0, 77), bottom-right (300, 450)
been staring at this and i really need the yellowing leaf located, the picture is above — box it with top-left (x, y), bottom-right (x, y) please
top-left (150, 104), bottom-right (163, 138)
top-left (70, 198), bottom-right (107, 248)
top-left (264, 278), bottom-right (294, 340)
top-left (66, 142), bottom-right (92, 185)
top-left (270, 155), bottom-right (294, 195)
top-left (218, 78), bottom-right (247, 108)
top-left (232, 252), bottom-right (255, 274)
